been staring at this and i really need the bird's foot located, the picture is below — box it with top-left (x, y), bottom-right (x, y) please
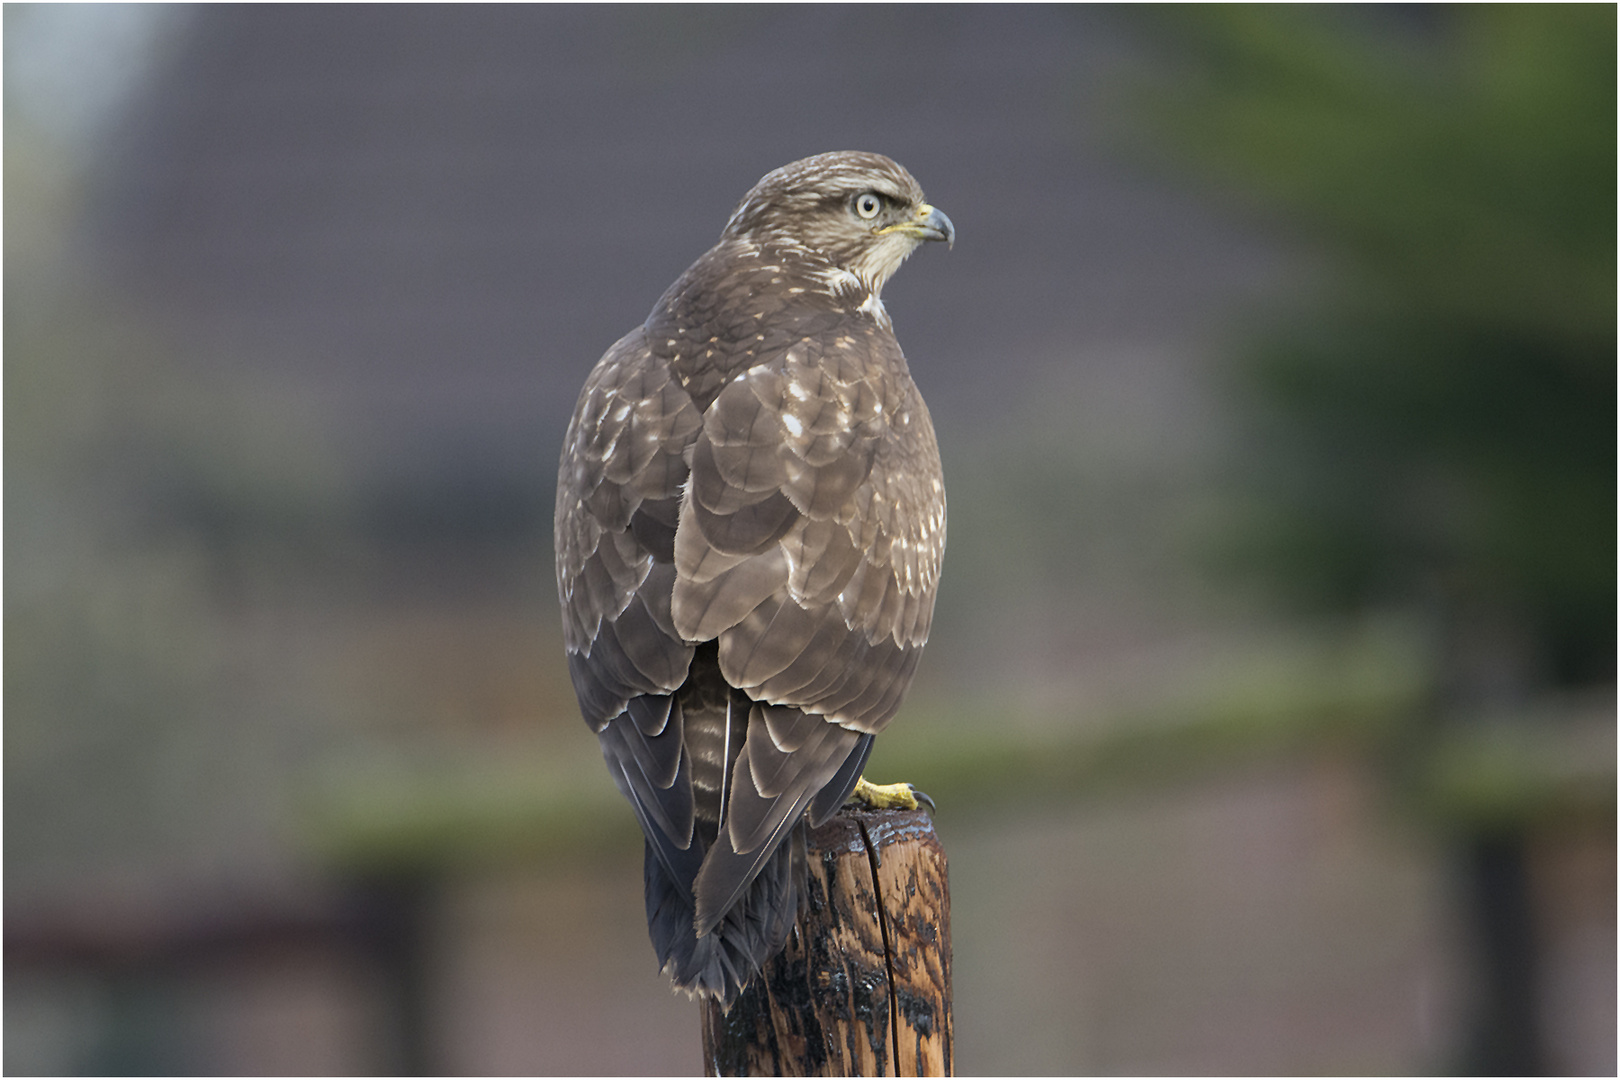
top-left (849, 776), bottom-right (935, 815)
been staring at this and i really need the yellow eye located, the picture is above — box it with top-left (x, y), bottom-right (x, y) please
top-left (855, 192), bottom-right (883, 220)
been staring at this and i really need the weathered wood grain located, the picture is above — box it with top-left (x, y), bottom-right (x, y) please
top-left (701, 807), bottom-right (952, 1077)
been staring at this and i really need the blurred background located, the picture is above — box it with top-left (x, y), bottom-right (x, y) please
top-left (5, 5), bottom-right (1613, 1075)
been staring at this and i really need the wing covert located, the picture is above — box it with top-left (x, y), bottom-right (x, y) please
top-left (556, 328), bottom-right (703, 729)
top-left (668, 319), bottom-right (945, 734)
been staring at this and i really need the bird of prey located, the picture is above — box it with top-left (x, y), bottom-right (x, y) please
top-left (555, 152), bottom-right (952, 1006)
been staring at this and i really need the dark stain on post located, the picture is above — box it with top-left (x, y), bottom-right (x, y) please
top-left (702, 808), bottom-right (951, 1076)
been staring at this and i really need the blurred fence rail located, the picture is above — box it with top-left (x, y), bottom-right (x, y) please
top-left (10, 661), bottom-right (1607, 1072)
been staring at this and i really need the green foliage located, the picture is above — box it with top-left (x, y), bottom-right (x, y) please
top-left (1144, 6), bottom-right (1615, 683)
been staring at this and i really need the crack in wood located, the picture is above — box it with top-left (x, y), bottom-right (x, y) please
top-left (700, 808), bottom-right (950, 1076)
top-left (856, 815), bottom-right (901, 1077)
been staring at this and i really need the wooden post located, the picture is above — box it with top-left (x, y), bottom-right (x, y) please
top-left (701, 807), bottom-right (952, 1077)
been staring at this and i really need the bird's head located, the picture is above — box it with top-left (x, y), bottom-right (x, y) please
top-left (721, 151), bottom-right (954, 296)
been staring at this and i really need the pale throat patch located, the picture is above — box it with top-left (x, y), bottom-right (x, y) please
top-left (857, 292), bottom-right (889, 326)
top-left (847, 232), bottom-right (921, 295)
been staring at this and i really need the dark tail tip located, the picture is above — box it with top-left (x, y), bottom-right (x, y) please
top-left (642, 828), bottom-right (805, 1007)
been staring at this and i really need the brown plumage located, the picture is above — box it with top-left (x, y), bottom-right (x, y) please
top-left (555, 151), bottom-right (952, 1006)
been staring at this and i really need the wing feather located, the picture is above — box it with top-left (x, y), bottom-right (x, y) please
top-left (600, 701), bottom-right (694, 848)
top-left (748, 612), bottom-right (866, 701)
top-left (691, 702), bottom-right (862, 935)
top-left (783, 516), bottom-right (861, 605)
top-left (668, 320), bottom-right (943, 732)
top-left (716, 593), bottom-right (825, 688)
top-left (557, 328), bottom-right (699, 730)
top-left (671, 540), bottom-right (789, 643)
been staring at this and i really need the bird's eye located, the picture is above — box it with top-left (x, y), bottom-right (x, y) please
top-left (855, 192), bottom-right (883, 220)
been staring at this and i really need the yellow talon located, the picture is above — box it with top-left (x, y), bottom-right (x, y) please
top-left (849, 776), bottom-right (934, 813)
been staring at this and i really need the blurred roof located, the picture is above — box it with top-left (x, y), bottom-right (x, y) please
top-left (90, 5), bottom-right (1288, 479)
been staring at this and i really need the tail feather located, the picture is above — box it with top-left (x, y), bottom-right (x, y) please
top-left (644, 823), bottom-right (807, 1008)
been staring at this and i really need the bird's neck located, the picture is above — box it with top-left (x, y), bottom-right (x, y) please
top-left (647, 239), bottom-right (888, 410)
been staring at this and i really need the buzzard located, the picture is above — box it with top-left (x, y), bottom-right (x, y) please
top-left (555, 152), bottom-right (952, 1006)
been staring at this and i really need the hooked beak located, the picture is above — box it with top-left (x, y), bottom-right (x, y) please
top-left (880, 203), bottom-right (955, 250)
